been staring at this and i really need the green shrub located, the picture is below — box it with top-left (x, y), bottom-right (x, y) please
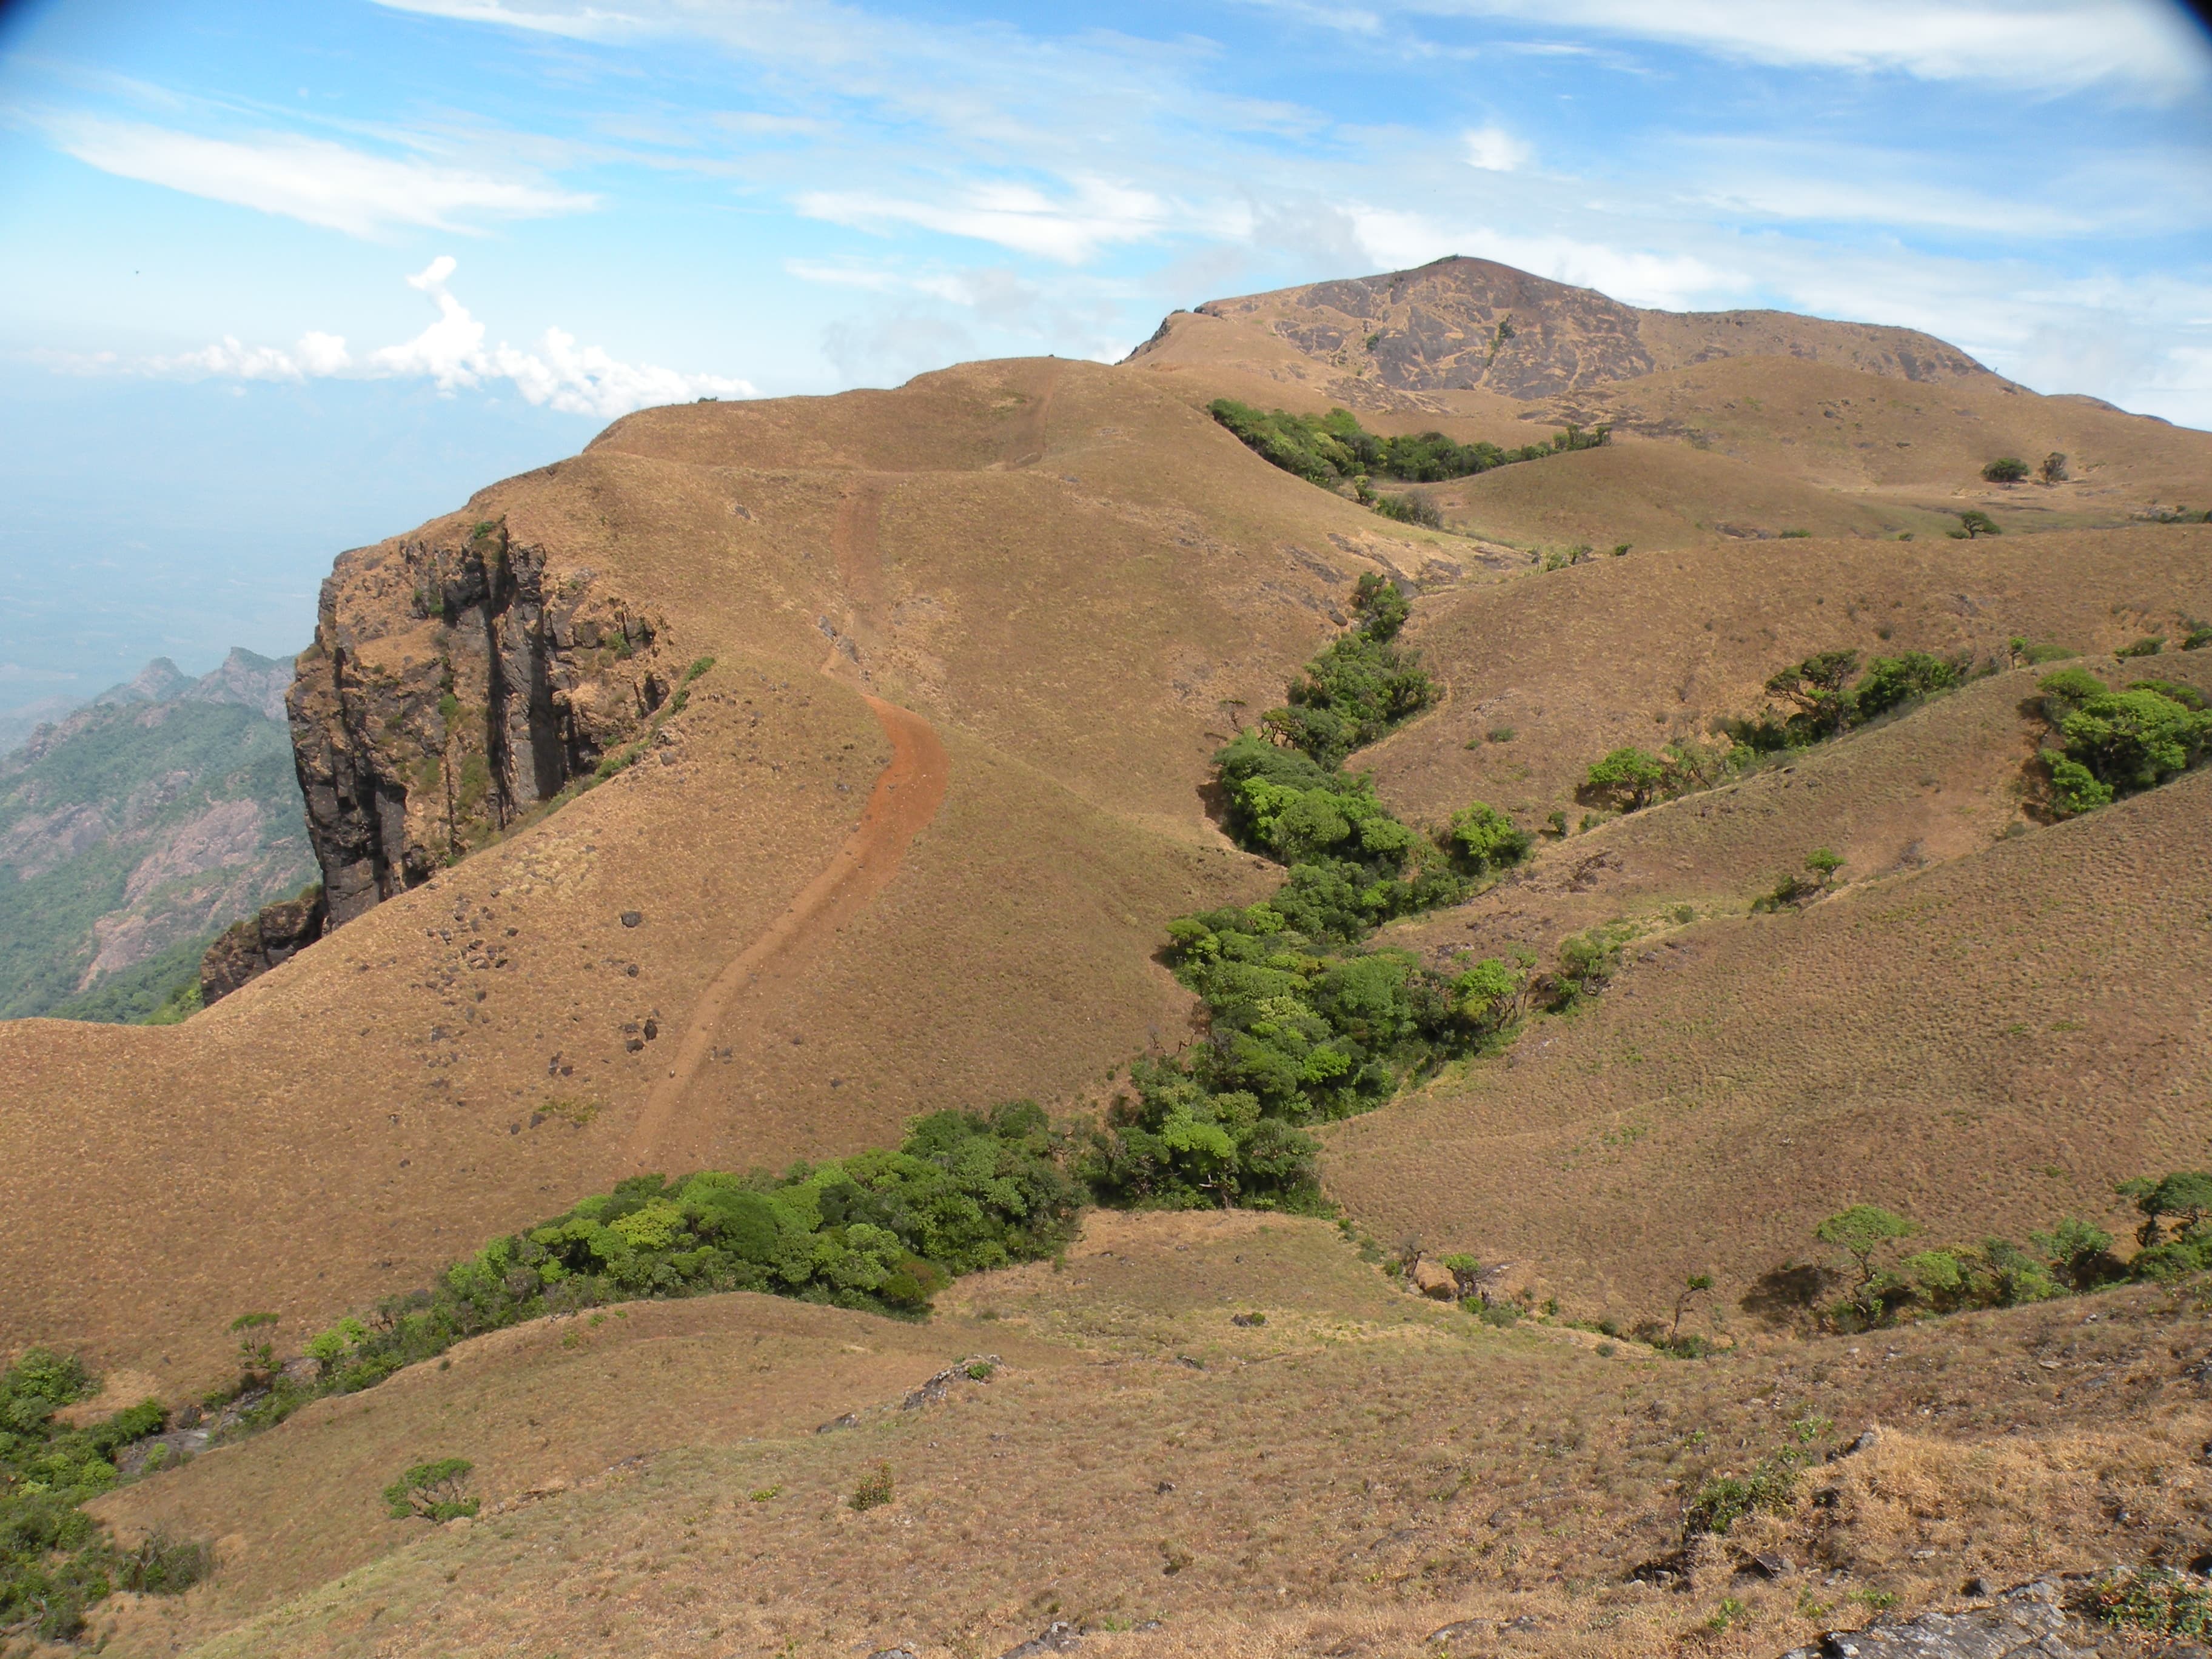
top-left (2183, 620), bottom-right (2211, 651)
top-left (1447, 802), bottom-right (1532, 874)
top-left (2048, 686), bottom-right (2211, 809)
top-left (1253, 577), bottom-right (1433, 769)
top-left (0, 1350), bottom-right (201, 1637)
top-left (1207, 400), bottom-right (1604, 504)
top-left (1982, 457), bottom-right (2028, 483)
top-left (2116, 635), bottom-right (2166, 658)
top-left (1765, 650), bottom-right (1862, 739)
top-left (1684, 1449), bottom-right (1805, 1536)
top-left (2090, 1569), bottom-right (2212, 1638)
top-left (1853, 651), bottom-right (1966, 721)
top-left (384, 1457), bottom-right (480, 1521)
top-left (1372, 492), bottom-right (1442, 528)
top-left (1815, 1205), bottom-right (1917, 1322)
top-left (2129, 678), bottom-right (2206, 710)
top-left (848, 1461), bottom-right (896, 1512)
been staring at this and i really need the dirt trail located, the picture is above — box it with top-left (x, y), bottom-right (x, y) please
top-left (623, 488), bottom-right (950, 1171)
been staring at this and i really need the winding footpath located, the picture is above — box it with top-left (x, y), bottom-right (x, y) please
top-left (623, 484), bottom-right (951, 1171)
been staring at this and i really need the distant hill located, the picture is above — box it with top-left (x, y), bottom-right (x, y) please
top-left (1130, 253), bottom-right (2001, 405)
top-left (0, 648), bottom-right (313, 1022)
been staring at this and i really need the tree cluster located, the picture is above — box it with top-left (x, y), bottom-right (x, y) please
top-left (1206, 398), bottom-right (1607, 528)
top-left (2037, 668), bottom-right (2211, 817)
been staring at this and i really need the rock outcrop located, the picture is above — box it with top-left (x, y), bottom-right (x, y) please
top-left (1776, 1579), bottom-right (2190, 1659)
top-left (1134, 255), bottom-right (2002, 403)
top-left (199, 884), bottom-right (327, 1006)
top-left (287, 518), bottom-right (672, 927)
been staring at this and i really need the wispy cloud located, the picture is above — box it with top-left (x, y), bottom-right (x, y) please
top-left (797, 178), bottom-right (1179, 264)
top-left (43, 115), bottom-right (597, 236)
top-left (39, 258), bottom-right (753, 417)
top-left (1402, 0), bottom-right (2212, 95)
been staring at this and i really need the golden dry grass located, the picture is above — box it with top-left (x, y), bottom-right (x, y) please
top-left (1362, 523), bottom-right (2212, 830)
top-left (6, 269), bottom-right (2212, 1659)
top-left (73, 1211), bottom-right (2212, 1659)
top-left (1325, 762), bottom-right (2212, 1324)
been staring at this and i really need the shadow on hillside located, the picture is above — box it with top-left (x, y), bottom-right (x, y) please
top-left (1739, 1261), bottom-right (1831, 1330)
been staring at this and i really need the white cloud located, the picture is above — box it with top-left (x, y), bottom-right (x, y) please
top-left (368, 0), bottom-right (640, 39)
top-left (47, 116), bottom-right (596, 237)
top-left (1463, 124), bottom-right (1533, 172)
top-left (47, 258), bottom-right (754, 418)
top-left (797, 177), bottom-right (1178, 264)
top-left (1406, 0), bottom-right (2212, 95)
top-left (1349, 208), bottom-right (1743, 310)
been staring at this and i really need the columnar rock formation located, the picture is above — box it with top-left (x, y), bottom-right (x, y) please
top-left (286, 518), bottom-right (673, 927)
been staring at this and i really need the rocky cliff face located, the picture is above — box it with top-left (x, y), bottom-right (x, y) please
top-left (288, 518), bottom-right (672, 927)
top-left (199, 884), bottom-right (326, 1005)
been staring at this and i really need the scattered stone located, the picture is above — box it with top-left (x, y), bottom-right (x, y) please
top-left (998, 1620), bottom-right (1082, 1657)
top-left (1632, 1551), bottom-right (1692, 1589)
top-left (868, 1650), bottom-right (919, 1659)
top-left (1747, 1550), bottom-right (1793, 1579)
top-left (620, 911), bottom-right (643, 928)
top-left (1155, 1480), bottom-right (1176, 1495)
top-left (1829, 1428), bottom-right (1882, 1461)
top-left (1776, 1580), bottom-right (2079, 1659)
top-left (816, 1413), bottom-right (858, 1434)
top-left (1427, 1618), bottom-right (1493, 1641)
top-left (1176, 1356), bottom-right (1204, 1370)
top-left (1960, 1578), bottom-right (1993, 1598)
top-left (1409, 1258), bottom-right (1459, 1300)
top-left (1231, 1312), bottom-right (1267, 1327)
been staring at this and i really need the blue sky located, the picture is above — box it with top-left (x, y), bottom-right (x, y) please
top-left (2, 0), bottom-right (2209, 714)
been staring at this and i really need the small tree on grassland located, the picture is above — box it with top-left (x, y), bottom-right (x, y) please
top-left (1584, 746), bottom-right (1669, 811)
top-left (2117, 1172), bottom-right (2212, 1248)
top-left (1765, 651), bottom-right (1861, 739)
top-left (1951, 509), bottom-right (2002, 539)
top-left (384, 1458), bottom-right (480, 1522)
top-left (1815, 1205), bottom-right (1917, 1318)
top-left (1670, 1273), bottom-right (1714, 1342)
top-left (1983, 457), bottom-right (2029, 483)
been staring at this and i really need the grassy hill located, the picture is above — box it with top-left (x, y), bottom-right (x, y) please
top-left (2, 261), bottom-right (2211, 1657)
top-left (0, 651), bottom-right (313, 1022)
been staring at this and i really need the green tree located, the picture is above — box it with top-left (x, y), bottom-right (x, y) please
top-left (1765, 650), bottom-right (1862, 739)
top-left (1804, 848), bottom-right (1844, 885)
top-left (1853, 651), bottom-right (1965, 721)
top-left (384, 1457), bottom-right (480, 1521)
top-left (1670, 1272), bottom-right (1714, 1342)
top-left (2039, 452), bottom-right (2068, 484)
top-left (1952, 509), bottom-right (2002, 538)
top-left (2057, 688), bottom-right (2211, 795)
top-left (1982, 457), bottom-right (2029, 483)
top-left (1815, 1205), bottom-right (1917, 1316)
top-left (2117, 1172), bottom-right (2212, 1248)
top-left (1584, 746), bottom-right (1669, 810)
top-left (1447, 802), bottom-right (1532, 873)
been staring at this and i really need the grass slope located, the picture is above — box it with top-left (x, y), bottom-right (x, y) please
top-left (78, 1212), bottom-right (2212, 1659)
